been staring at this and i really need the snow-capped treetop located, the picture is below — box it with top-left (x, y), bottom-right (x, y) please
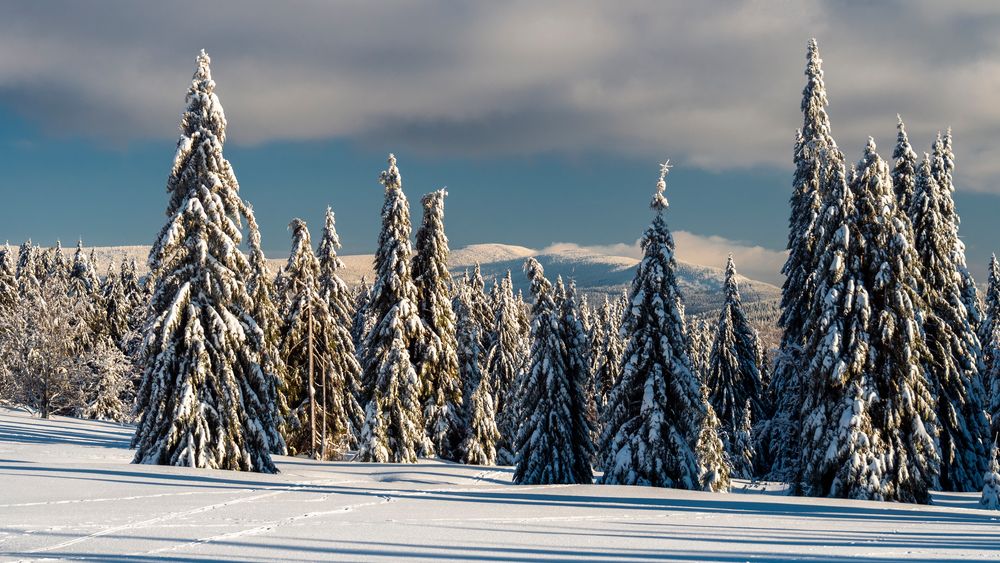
top-left (802, 38), bottom-right (835, 149)
top-left (69, 240), bottom-right (100, 294)
top-left (317, 207), bottom-right (345, 276)
top-left (317, 206), bottom-right (353, 326)
top-left (892, 116), bottom-right (919, 215)
top-left (651, 161), bottom-right (671, 212)
top-left (982, 254), bottom-right (1000, 352)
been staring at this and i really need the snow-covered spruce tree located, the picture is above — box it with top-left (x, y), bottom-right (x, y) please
top-left (706, 256), bottom-right (766, 479)
top-left (892, 117), bottom-right (919, 218)
top-left (600, 163), bottom-right (729, 492)
top-left (246, 209), bottom-right (287, 455)
top-left (16, 240), bottom-right (40, 298)
top-left (990, 333), bottom-right (1000, 441)
top-left (556, 278), bottom-right (598, 470)
top-left (796, 147), bottom-right (881, 500)
top-left (102, 263), bottom-right (132, 347)
top-left (411, 190), bottom-right (463, 459)
top-left (47, 240), bottom-right (70, 285)
top-left (938, 130), bottom-right (983, 336)
top-left (687, 317), bottom-right (713, 380)
top-left (278, 219), bottom-right (358, 458)
top-left (460, 336), bottom-right (501, 466)
top-left (489, 271), bottom-right (529, 465)
top-left (851, 139), bottom-right (939, 503)
top-left (131, 51), bottom-right (276, 473)
top-left (0, 244), bottom-right (18, 318)
top-left (468, 263), bottom-right (495, 349)
top-left (982, 443), bottom-right (1000, 510)
top-left (316, 206), bottom-right (365, 445)
top-left (350, 277), bottom-right (375, 359)
top-left (513, 258), bottom-right (593, 484)
top-left (768, 39), bottom-right (840, 480)
top-left (592, 295), bottom-right (625, 414)
top-left (68, 240), bottom-right (101, 297)
top-left (356, 154), bottom-right (425, 463)
top-left (453, 281), bottom-right (484, 441)
top-left (982, 254), bottom-right (1000, 399)
top-left (911, 152), bottom-right (991, 491)
top-left (83, 337), bottom-right (136, 423)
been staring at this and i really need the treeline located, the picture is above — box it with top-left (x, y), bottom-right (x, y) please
top-left (2, 41), bottom-right (999, 507)
top-left (0, 241), bottom-right (144, 421)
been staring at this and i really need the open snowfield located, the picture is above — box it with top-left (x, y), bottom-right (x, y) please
top-left (1, 408), bottom-right (997, 562)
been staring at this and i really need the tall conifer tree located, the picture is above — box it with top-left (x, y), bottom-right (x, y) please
top-left (131, 51), bottom-right (275, 472)
top-left (912, 152), bottom-right (991, 491)
top-left (513, 258), bottom-right (593, 485)
top-left (316, 207), bottom-right (365, 444)
top-left (769, 39), bottom-right (839, 479)
top-left (411, 190), bottom-right (463, 459)
top-left (600, 163), bottom-right (729, 492)
top-left (356, 154), bottom-right (425, 463)
top-left (852, 139), bottom-right (939, 503)
top-left (706, 256), bottom-right (766, 479)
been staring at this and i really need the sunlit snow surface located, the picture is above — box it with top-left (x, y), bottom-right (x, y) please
top-left (1, 408), bottom-right (997, 562)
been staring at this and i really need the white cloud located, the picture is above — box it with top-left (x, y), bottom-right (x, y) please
top-left (542, 230), bottom-right (788, 286)
top-left (3, 1), bottom-right (1000, 191)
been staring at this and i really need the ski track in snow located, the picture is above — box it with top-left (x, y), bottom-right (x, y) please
top-left (2, 408), bottom-right (999, 562)
top-left (23, 490), bottom-right (284, 555)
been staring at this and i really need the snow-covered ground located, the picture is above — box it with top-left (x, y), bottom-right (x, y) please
top-left (1, 408), bottom-right (997, 562)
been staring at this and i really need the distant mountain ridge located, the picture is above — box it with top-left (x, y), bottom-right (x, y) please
top-left (73, 242), bottom-right (781, 315)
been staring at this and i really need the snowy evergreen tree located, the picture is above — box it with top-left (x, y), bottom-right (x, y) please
top-left (68, 240), bottom-right (101, 297)
top-left (0, 244), bottom-right (17, 318)
top-left (592, 295), bottom-right (625, 414)
top-left (351, 277), bottom-right (375, 358)
top-left (706, 256), bottom-right (766, 479)
top-left (982, 443), bottom-right (1000, 510)
top-left (892, 116), bottom-right (919, 216)
top-left (16, 240), bottom-right (40, 297)
top-left (796, 148), bottom-right (881, 500)
top-left (513, 258), bottom-right (593, 485)
top-left (102, 263), bottom-right (132, 347)
top-left (460, 342), bottom-right (501, 465)
top-left (556, 278), bottom-right (598, 471)
top-left (912, 150), bottom-right (990, 491)
top-left (131, 51), bottom-right (275, 473)
top-left (316, 206), bottom-right (365, 445)
top-left (938, 130), bottom-right (983, 336)
top-left (459, 329), bottom-right (500, 465)
top-left (411, 190), bottom-right (463, 459)
top-left (982, 254), bottom-right (1000, 401)
top-left (278, 219), bottom-right (359, 458)
top-left (47, 240), bottom-right (69, 285)
top-left (769, 39), bottom-right (840, 480)
top-left (246, 209), bottom-right (287, 455)
top-left (453, 282), bottom-right (484, 426)
top-left (851, 139), bottom-right (939, 503)
top-left (356, 154), bottom-right (425, 463)
top-left (600, 163), bottom-right (729, 492)
top-left (83, 337), bottom-right (136, 423)
top-left (489, 271), bottom-right (528, 465)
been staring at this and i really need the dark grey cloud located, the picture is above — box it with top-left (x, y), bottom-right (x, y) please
top-left (3, 0), bottom-right (1000, 191)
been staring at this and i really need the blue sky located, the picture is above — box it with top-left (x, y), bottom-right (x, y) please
top-left (0, 1), bottom-right (997, 283)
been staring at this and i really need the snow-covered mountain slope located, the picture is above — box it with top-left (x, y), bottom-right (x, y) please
top-left (1, 408), bottom-right (996, 561)
top-left (84, 243), bottom-right (780, 314)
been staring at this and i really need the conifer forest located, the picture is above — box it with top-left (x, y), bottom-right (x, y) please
top-left (2, 26), bottom-right (1000, 562)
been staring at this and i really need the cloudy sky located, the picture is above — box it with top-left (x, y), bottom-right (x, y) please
top-left (1, 0), bottom-right (998, 283)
